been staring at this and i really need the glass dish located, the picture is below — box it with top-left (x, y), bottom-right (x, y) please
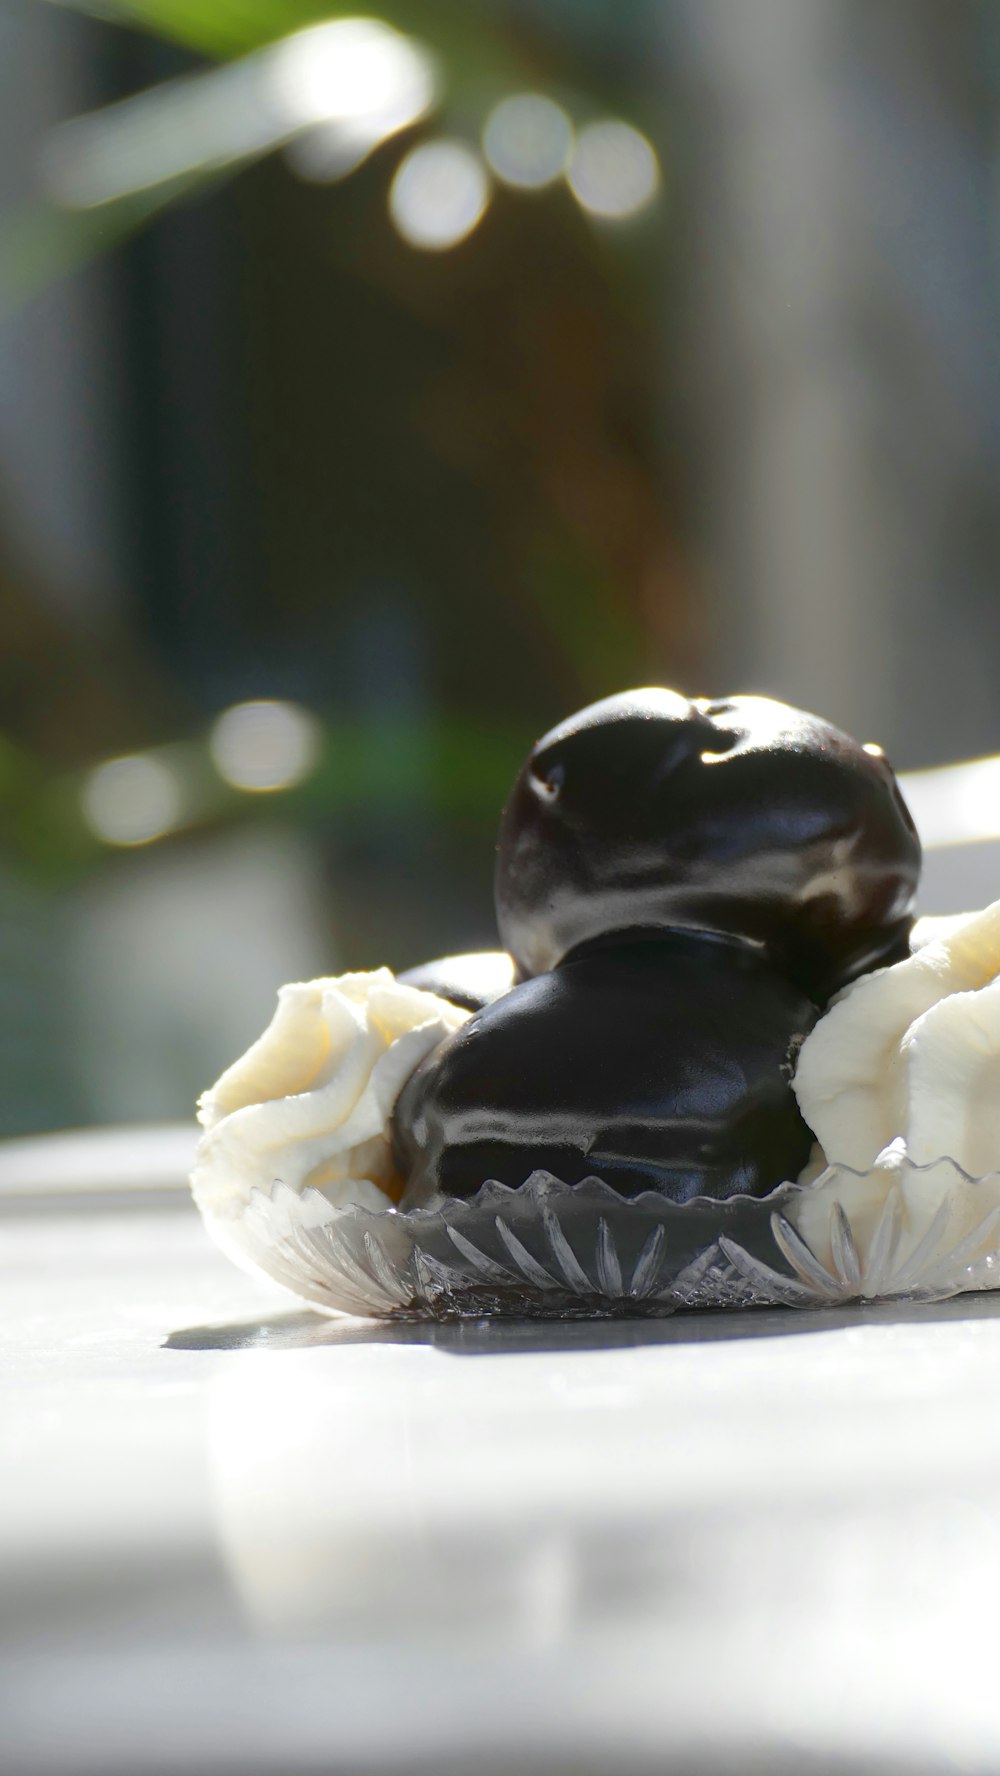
top-left (204, 1156), bottom-right (1000, 1319)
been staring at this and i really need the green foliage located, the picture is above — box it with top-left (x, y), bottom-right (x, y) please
top-left (0, 716), bottom-right (531, 883)
top-left (6, 0), bottom-right (544, 310)
top-left (0, 183), bottom-right (193, 314)
top-left (43, 0), bottom-right (527, 79)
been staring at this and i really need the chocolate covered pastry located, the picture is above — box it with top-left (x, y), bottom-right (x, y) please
top-left (394, 935), bottom-right (817, 1208)
top-left (391, 690), bottom-right (917, 1208)
top-left (193, 688), bottom-right (1000, 1320)
top-left (495, 690), bottom-right (919, 1003)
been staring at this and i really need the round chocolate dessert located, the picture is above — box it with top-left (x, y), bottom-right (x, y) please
top-left (392, 935), bottom-right (818, 1208)
top-left (398, 951), bottom-right (515, 1013)
top-left (495, 689), bottom-right (920, 1004)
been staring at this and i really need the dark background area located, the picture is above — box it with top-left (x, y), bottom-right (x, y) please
top-left (1, 0), bottom-right (999, 1134)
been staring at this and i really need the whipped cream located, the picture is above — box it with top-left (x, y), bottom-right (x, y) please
top-left (793, 898), bottom-right (1000, 1176)
top-left (787, 901), bottom-right (1000, 1285)
top-left (192, 969), bottom-right (469, 1221)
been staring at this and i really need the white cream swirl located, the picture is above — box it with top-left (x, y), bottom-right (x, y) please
top-left (789, 900), bottom-right (1000, 1282)
top-left (191, 969), bottom-right (469, 1221)
top-left (793, 898), bottom-right (1000, 1176)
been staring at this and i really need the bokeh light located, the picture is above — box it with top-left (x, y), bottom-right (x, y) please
top-left (389, 140), bottom-right (490, 250)
top-left (209, 700), bottom-right (322, 794)
top-left (271, 19), bottom-right (435, 126)
top-left (285, 125), bottom-right (380, 184)
top-left (482, 94), bottom-right (573, 190)
top-left (567, 119), bottom-right (660, 219)
top-left (81, 755), bottom-right (183, 847)
top-left (41, 19), bottom-right (438, 209)
top-left (278, 18), bottom-right (438, 183)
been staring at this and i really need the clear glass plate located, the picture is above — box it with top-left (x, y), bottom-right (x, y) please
top-left (203, 1156), bottom-right (1000, 1319)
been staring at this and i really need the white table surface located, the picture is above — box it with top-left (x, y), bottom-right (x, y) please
top-left (6, 1129), bottom-right (1000, 1774)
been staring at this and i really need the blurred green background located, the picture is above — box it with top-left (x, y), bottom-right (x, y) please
top-left (1, 0), bottom-right (999, 1135)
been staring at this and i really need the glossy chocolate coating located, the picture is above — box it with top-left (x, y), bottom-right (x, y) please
top-left (393, 935), bottom-right (818, 1207)
top-left (495, 689), bottom-right (920, 1003)
top-left (398, 951), bottom-right (516, 1013)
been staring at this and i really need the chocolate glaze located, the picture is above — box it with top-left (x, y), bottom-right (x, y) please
top-left (398, 951), bottom-right (516, 1014)
top-left (392, 935), bottom-right (818, 1208)
top-left (495, 689), bottom-right (920, 1004)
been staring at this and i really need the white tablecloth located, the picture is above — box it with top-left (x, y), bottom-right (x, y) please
top-left (4, 1128), bottom-right (1000, 1774)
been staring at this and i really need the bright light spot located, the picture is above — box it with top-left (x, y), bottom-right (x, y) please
top-left (209, 700), bottom-right (322, 794)
top-left (285, 124), bottom-right (378, 184)
top-left (40, 19), bottom-right (438, 209)
top-left (567, 119), bottom-right (660, 219)
top-left (900, 756), bottom-right (1000, 850)
top-left (272, 19), bottom-right (435, 126)
top-left (278, 19), bottom-right (438, 181)
top-left (389, 140), bottom-right (490, 250)
top-left (81, 754), bottom-right (183, 847)
top-left (482, 93), bottom-right (572, 189)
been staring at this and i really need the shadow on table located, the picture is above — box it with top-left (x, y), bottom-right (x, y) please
top-left (165, 1287), bottom-right (1000, 1356)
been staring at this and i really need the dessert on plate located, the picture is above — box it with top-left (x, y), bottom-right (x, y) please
top-left (191, 690), bottom-right (1000, 1317)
